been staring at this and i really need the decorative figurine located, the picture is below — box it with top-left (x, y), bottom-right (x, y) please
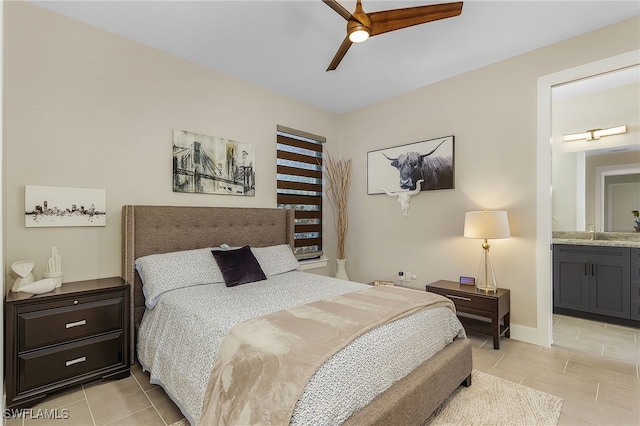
top-left (378, 180), bottom-right (424, 216)
top-left (19, 278), bottom-right (58, 294)
top-left (43, 246), bottom-right (63, 287)
top-left (11, 259), bottom-right (57, 294)
top-left (11, 260), bottom-right (35, 293)
top-left (10, 247), bottom-right (63, 295)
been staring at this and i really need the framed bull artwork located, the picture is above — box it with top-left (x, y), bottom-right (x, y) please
top-left (367, 135), bottom-right (455, 195)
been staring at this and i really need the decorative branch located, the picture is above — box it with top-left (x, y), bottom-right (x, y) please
top-left (323, 153), bottom-right (352, 259)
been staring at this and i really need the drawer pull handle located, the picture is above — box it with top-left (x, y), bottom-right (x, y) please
top-left (65, 356), bottom-right (86, 367)
top-left (447, 295), bottom-right (472, 301)
top-left (66, 320), bottom-right (86, 329)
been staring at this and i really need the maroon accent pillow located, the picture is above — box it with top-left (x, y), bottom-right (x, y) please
top-left (211, 246), bottom-right (267, 287)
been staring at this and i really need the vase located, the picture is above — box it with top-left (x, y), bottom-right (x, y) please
top-left (335, 258), bottom-right (350, 281)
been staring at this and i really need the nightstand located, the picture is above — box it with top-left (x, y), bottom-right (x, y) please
top-left (5, 277), bottom-right (130, 408)
top-left (426, 280), bottom-right (510, 349)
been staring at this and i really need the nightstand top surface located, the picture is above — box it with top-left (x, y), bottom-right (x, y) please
top-left (426, 279), bottom-right (509, 298)
top-left (6, 276), bottom-right (126, 302)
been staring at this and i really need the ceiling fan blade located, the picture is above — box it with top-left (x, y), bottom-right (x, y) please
top-left (369, 1), bottom-right (463, 37)
top-left (322, 0), bottom-right (355, 22)
top-left (327, 36), bottom-right (353, 71)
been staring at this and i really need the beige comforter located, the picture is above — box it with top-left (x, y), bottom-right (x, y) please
top-left (199, 286), bottom-right (456, 426)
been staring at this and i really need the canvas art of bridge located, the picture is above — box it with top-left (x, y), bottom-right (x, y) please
top-left (172, 130), bottom-right (256, 196)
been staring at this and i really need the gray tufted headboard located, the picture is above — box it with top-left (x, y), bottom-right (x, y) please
top-left (121, 205), bottom-right (295, 359)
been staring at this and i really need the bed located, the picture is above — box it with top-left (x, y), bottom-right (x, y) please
top-left (122, 205), bottom-right (472, 425)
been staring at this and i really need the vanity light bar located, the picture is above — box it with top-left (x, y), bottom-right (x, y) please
top-left (563, 125), bottom-right (627, 142)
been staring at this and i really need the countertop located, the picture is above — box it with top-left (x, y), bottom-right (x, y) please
top-left (552, 231), bottom-right (640, 248)
top-left (552, 238), bottom-right (640, 248)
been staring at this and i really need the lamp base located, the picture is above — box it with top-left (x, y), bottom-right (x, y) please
top-left (476, 247), bottom-right (498, 292)
top-left (476, 284), bottom-right (497, 292)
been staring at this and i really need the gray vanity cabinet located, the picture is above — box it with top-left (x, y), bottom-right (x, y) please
top-left (553, 245), bottom-right (630, 319)
top-left (553, 247), bottom-right (590, 313)
top-left (631, 248), bottom-right (640, 321)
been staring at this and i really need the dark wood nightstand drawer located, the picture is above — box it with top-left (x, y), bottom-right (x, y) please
top-left (19, 332), bottom-right (124, 393)
top-left (18, 296), bottom-right (124, 352)
top-left (427, 287), bottom-right (494, 312)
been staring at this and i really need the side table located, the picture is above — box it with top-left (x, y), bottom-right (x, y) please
top-left (5, 277), bottom-right (130, 408)
top-left (426, 280), bottom-right (510, 349)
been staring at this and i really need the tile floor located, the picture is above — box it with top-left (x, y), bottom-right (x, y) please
top-left (4, 314), bottom-right (639, 426)
top-left (3, 363), bottom-right (185, 426)
top-left (470, 314), bottom-right (639, 426)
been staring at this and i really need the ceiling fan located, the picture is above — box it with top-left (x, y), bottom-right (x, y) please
top-left (322, 0), bottom-right (463, 71)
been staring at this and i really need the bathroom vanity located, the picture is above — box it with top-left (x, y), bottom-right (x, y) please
top-left (553, 234), bottom-right (640, 326)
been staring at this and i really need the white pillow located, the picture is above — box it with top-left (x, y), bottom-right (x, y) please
top-left (251, 244), bottom-right (300, 276)
top-left (135, 248), bottom-right (224, 309)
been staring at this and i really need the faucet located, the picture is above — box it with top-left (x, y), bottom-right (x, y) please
top-left (588, 225), bottom-right (595, 240)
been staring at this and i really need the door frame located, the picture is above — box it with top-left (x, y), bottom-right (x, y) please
top-left (536, 50), bottom-right (640, 347)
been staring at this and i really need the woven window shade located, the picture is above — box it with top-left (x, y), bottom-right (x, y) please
top-left (276, 126), bottom-right (325, 260)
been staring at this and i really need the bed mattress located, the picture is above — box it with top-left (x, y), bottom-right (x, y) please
top-left (137, 271), bottom-right (465, 425)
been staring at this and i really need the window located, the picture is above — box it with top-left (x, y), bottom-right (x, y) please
top-left (276, 125), bottom-right (324, 260)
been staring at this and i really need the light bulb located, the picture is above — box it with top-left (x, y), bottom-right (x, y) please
top-left (349, 29), bottom-right (369, 43)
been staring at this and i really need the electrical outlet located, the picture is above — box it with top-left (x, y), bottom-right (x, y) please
top-left (403, 272), bottom-right (417, 282)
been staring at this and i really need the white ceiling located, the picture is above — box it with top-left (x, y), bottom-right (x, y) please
top-left (30, 0), bottom-right (640, 113)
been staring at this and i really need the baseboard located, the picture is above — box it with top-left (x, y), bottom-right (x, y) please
top-left (554, 307), bottom-right (640, 328)
top-left (509, 324), bottom-right (552, 348)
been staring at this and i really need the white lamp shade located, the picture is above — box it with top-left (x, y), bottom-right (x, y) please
top-left (464, 211), bottom-right (511, 239)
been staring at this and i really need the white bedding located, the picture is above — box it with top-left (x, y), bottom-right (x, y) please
top-left (137, 271), bottom-right (465, 425)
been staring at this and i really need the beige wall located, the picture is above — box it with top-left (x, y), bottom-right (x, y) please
top-left (4, 1), bottom-right (339, 285)
top-left (1, 0), bottom-right (5, 393)
top-left (3, 1), bottom-right (640, 343)
top-left (338, 16), bottom-right (640, 333)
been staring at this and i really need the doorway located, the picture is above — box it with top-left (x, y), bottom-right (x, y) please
top-left (536, 50), bottom-right (640, 347)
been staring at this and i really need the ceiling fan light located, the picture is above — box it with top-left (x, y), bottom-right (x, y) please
top-left (348, 27), bottom-right (370, 43)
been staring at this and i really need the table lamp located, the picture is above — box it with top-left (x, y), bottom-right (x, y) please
top-left (464, 210), bottom-right (511, 292)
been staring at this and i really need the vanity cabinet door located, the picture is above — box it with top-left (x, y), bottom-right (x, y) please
top-left (553, 247), bottom-right (590, 313)
top-left (631, 248), bottom-right (640, 321)
top-left (553, 245), bottom-right (631, 319)
top-left (589, 249), bottom-right (630, 318)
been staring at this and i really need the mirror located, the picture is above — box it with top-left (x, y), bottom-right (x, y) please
top-left (551, 65), bottom-right (640, 233)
